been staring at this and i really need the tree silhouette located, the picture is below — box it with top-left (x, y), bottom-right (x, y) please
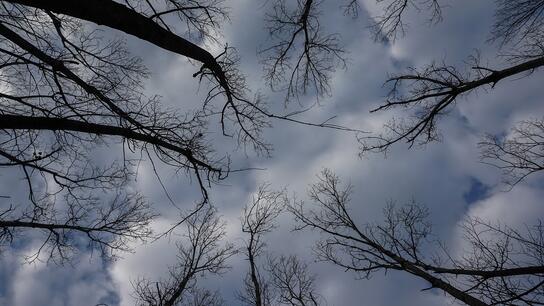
top-left (266, 255), bottom-right (323, 306)
top-left (356, 0), bottom-right (544, 154)
top-left (238, 184), bottom-right (324, 306)
top-left (0, 0), bottom-right (236, 261)
top-left (239, 184), bottom-right (284, 306)
top-left (0, 0), bottom-right (542, 305)
top-left (479, 118), bottom-right (544, 188)
top-left (133, 205), bottom-right (235, 306)
top-left (260, 0), bottom-right (346, 103)
top-left (288, 169), bottom-right (544, 306)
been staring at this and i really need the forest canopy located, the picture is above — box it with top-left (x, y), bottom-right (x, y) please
top-left (0, 1), bottom-right (543, 305)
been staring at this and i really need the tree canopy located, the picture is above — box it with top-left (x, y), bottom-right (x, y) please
top-left (0, 1), bottom-right (543, 305)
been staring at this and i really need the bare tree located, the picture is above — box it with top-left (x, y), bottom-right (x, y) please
top-left (369, 0), bottom-right (442, 42)
top-left (288, 169), bottom-right (544, 306)
top-left (0, 0), bottom-right (355, 249)
top-left (133, 205), bottom-right (235, 306)
top-left (491, 0), bottom-right (544, 46)
top-left (0, 0), bottom-right (234, 262)
top-left (358, 55), bottom-right (544, 154)
top-left (0, 193), bottom-right (154, 263)
top-left (0, 0), bottom-right (334, 266)
top-left (180, 287), bottom-right (225, 306)
top-left (238, 184), bottom-right (284, 306)
top-left (479, 117), bottom-right (544, 188)
top-left (0, 0), bottom-right (236, 197)
top-left (238, 184), bottom-right (324, 306)
top-left (439, 218), bottom-right (544, 305)
top-left (3, 0), bottom-right (256, 148)
top-left (0, 0), bottom-right (542, 304)
top-left (256, 0), bottom-right (544, 155)
top-left (0, 0), bottom-right (355, 300)
top-left (120, 0), bottom-right (229, 44)
top-left (357, 0), bottom-right (544, 154)
top-left (266, 255), bottom-right (324, 306)
top-left (260, 0), bottom-right (346, 102)
top-left (256, 0), bottom-right (441, 101)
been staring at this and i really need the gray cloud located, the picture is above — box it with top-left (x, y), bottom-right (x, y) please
top-left (2, 0), bottom-right (543, 305)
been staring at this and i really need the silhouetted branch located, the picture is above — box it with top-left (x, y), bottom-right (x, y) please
top-left (0, 193), bottom-right (154, 263)
top-left (122, 0), bottom-right (229, 43)
top-left (266, 255), bottom-right (323, 306)
top-left (359, 56), bottom-right (544, 154)
top-left (369, 0), bottom-right (442, 42)
top-left (491, 0), bottom-right (544, 46)
top-left (260, 0), bottom-right (346, 102)
top-left (239, 184), bottom-right (285, 306)
top-left (134, 205), bottom-right (234, 306)
top-left (287, 169), bottom-right (544, 305)
top-left (479, 118), bottom-right (544, 187)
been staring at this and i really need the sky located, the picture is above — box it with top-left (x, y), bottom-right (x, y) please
top-left (1, 0), bottom-right (544, 305)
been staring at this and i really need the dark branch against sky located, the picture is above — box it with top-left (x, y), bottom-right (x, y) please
top-left (0, 1), bottom-right (543, 306)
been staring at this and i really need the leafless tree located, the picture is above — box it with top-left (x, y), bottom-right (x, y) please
top-left (257, 0), bottom-right (544, 154)
top-left (133, 205), bottom-right (235, 306)
top-left (0, 0), bottom-right (542, 304)
top-left (491, 0), bottom-right (544, 46)
top-left (0, 0), bottom-right (236, 261)
top-left (260, 0), bottom-right (346, 103)
top-left (441, 218), bottom-right (544, 305)
top-left (5, 0), bottom-right (270, 151)
top-left (238, 184), bottom-right (284, 306)
top-left (288, 169), bottom-right (544, 306)
top-left (369, 0), bottom-right (442, 42)
top-left (358, 54), bottom-right (544, 154)
top-left (0, 0), bottom-right (355, 222)
top-left (357, 0), bottom-right (544, 154)
top-left (257, 0), bottom-right (440, 102)
top-left (0, 0), bottom-right (356, 301)
top-left (479, 117), bottom-right (544, 188)
top-left (0, 0), bottom-right (341, 266)
top-left (0, 0), bottom-right (241, 198)
top-left (121, 0), bottom-right (229, 44)
top-left (238, 184), bottom-right (324, 306)
top-left (0, 192), bottom-right (154, 263)
top-left (266, 255), bottom-right (324, 306)
top-left (180, 287), bottom-right (224, 306)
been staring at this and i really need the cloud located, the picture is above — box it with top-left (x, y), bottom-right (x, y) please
top-left (464, 186), bottom-right (544, 226)
top-left (101, 0), bottom-right (544, 303)
top-left (0, 250), bottom-right (118, 306)
top-left (2, 1), bottom-right (543, 305)
top-left (111, 219), bottom-right (180, 306)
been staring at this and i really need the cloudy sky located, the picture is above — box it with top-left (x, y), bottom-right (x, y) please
top-left (2, 0), bottom-right (544, 305)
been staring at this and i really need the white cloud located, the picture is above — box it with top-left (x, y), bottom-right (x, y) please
top-left (465, 186), bottom-right (544, 226)
top-left (1, 251), bottom-right (117, 306)
top-left (2, 1), bottom-right (543, 305)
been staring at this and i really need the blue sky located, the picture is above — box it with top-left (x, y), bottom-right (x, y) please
top-left (1, 1), bottom-right (544, 305)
